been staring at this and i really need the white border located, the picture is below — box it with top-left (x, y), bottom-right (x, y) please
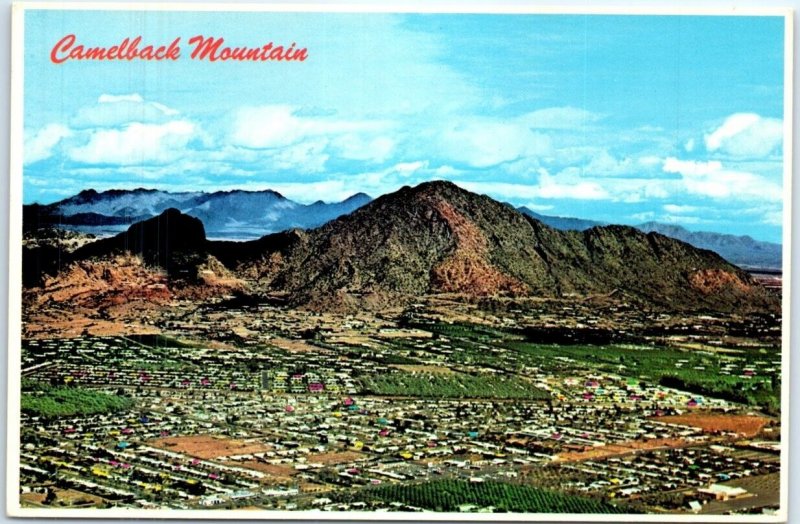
top-left (6, 1), bottom-right (797, 15)
top-left (6, 3), bottom-right (794, 522)
top-left (779, 7), bottom-right (794, 522)
top-left (7, 2), bottom-right (23, 522)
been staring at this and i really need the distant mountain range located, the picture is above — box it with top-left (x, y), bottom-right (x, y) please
top-left (634, 222), bottom-right (781, 271)
top-left (23, 186), bottom-right (781, 270)
top-left (516, 208), bottom-right (781, 270)
top-left (25, 181), bottom-right (778, 314)
top-left (24, 188), bottom-right (372, 240)
top-left (516, 207), bottom-right (605, 232)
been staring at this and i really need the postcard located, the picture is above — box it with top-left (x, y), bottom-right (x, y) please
top-left (7, 3), bottom-right (792, 521)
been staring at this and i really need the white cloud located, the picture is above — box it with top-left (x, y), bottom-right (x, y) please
top-left (433, 165), bottom-right (461, 176)
top-left (662, 156), bottom-right (782, 202)
top-left (249, 168), bottom-right (415, 203)
top-left (24, 123), bottom-right (72, 165)
top-left (581, 151), bottom-right (643, 177)
top-left (227, 105), bottom-right (394, 171)
top-left (519, 106), bottom-right (603, 129)
top-left (269, 138), bottom-right (330, 173)
top-left (230, 105), bottom-right (298, 148)
top-left (704, 113), bottom-right (783, 157)
top-left (68, 120), bottom-right (195, 165)
top-left (331, 134), bottom-right (395, 163)
top-left (630, 211), bottom-right (656, 222)
top-left (638, 156), bottom-right (663, 168)
top-left (549, 163), bottom-right (674, 203)
top-left (705, 113), bottom-right (759, 150)
top-left (663, 158), bottom-right (722, 176)
top-left (663, 204), bottom-right (698, 214)
top-left (392, 160), bottom-right (428, 176)
top-left (460, 176), bottom-right (609, 202)
top-left (537, 173), bottom-right (609, 200)
top-left (98, 94), bottom-right (144, 103)
top-left (265, 180), bottom-right (352, 202)
top-left (683, 173), bottom-right (763, 199)
top-left (233, 161), bottom-right (445, 204)
top-left (684, 138), bottom-right (695, 152)
top-left (73, 93), bottom-right (180, 128)
top-left (438, 120), bottom-right (552, 168)
top-left (762, 210), bottom-right (783, 226)
top-left (642, 183), bottom-right (671, 199)
top-left (229, 105), bottom-right (388, 149)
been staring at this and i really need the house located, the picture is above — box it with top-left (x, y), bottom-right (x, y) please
top-left (697, 484), bottom-right (748, 501)
top-left (688, 500), bottom-right (703, 512)
top-left (199, 494), bottom-right (226, 506)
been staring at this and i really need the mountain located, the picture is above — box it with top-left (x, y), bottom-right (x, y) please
top-left (178, 190), bottom-right (300, 235)
top-left (225, 181), bottom-right (775, 312)
top-left (53, 188), bottom-right (202, 217)
top-left (24, 188), bottom-right (373, 239)
top-left (517, 207), bottom-right (781, 270)
top-left (73, 208), bottom-right (209, 276)
top-left (635, 222), bottom-right (781, 270)
top-left (26, 182), bottom-right (777, 314)
top-left (35, 187), bottom-right (780, 271)
top-left (24, 209), bottom-right (244, 307)
top-left (517, 206), bottom-right (605, 231)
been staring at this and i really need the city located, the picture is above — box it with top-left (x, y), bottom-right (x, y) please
top-left (18, 295), bottom-right (782, 515)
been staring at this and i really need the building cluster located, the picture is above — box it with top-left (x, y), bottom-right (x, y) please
top-left (19, 302), bottom-right (781, 514)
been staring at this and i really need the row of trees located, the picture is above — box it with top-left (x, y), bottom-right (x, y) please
top-left (360, 373), bottom-right (550, 400)
top-left (340, 479), bottom-right (627, 513)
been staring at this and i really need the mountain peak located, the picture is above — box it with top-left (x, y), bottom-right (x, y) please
top-left (638, 221), bottom-right (690, 234)
top-left (213, 189), bottom-right (286, 199)
top-left (130, 208), bottom-right (206, 247)
top-left (373, 181), bottom-right (485, 211)
top-left (73, 208), bottom-right (208, 275)
top-left (343, 192), bottom-right (372, 204)
top-left (411, 180), bottom-right (463, 196)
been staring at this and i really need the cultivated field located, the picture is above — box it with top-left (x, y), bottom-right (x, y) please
top-left (652, 413), bottom-right (769, 438)
top-left (148, 434), bottom-right (273, 459)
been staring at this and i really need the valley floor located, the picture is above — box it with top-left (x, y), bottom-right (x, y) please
top-left (16, 297), bottom-right (783, 516)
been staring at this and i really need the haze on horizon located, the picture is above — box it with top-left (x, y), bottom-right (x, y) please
top-left (21, 10), bottom-right (787, 243)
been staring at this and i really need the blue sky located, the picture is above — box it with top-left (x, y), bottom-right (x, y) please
top-left (22, 9), bottom-right (787, 242)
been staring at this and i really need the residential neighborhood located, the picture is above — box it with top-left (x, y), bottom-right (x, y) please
top-left (19, 302), bottom-right (782, 515)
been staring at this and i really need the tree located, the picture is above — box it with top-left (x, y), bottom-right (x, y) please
top-left (44, 488), bottom-right (57, 505)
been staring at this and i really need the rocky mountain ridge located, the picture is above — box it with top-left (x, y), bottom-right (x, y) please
top-left (23, 181), bottom-right (778, 314)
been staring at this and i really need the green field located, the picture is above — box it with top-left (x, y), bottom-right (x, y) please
top-left (21, 382), bottom-right (133, 418)
top-left (360, 372), bottom-right (549, 400)
top-left (335, 479), bottom-right (629, 513)
top-left (506, 341), bottom-right (779, 413)
top-left (408, 321), bottom-right (780, 412)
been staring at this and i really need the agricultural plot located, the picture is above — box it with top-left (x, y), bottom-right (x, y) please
top-left (21, 381), bottom-right (133, 418)
top-left (333, 479), bottom-right (630, 513)
top-left (359, 373), bottom-right (550, 400)
top-left (504, 341), bottom-right (778, 413)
